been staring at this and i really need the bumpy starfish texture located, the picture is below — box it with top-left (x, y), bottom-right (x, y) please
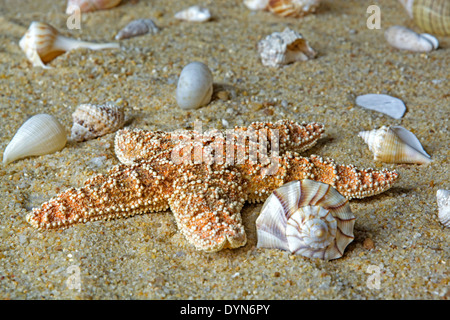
top-left (27, 120), bottom-right (399, 252)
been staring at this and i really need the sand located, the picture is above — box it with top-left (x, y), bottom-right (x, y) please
top-left (0, 0), bottom-right (448, 300)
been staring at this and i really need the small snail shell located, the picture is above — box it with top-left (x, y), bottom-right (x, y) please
top-left (176, 62), bottom-right (213, 110)
top-left (115, 19), bottom-right (159, 40)
top-left (398, 0), bottom-right (450, 35)
top-left (385, 25), bottom-right (439, 52)
top-left (66, 0), bottom-right (121, 14)
top-left (256, 179), bottom-right (355, 260)
top-left (358, 126), bottom-right (432, 164)
top-left (267, 0), bottom-right (321, 17)
top-left (257, 28), bottom-right (316, 68)
top-left (436, 189), bottom-right (450, 227)
top-left (70, 103), bottom-right (125, 142)
top-left (174, 6), bottom-right (212, 22)
top-left (244, 0), bottom-right (269, 11)
top-left (3, 114), bottom-right (67, 165)
top-left (19, 21), bottom-right (120, 69)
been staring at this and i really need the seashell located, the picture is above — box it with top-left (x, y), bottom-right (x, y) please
top-left (256, 179), bottom-right (355, 260)
top-left (398, 0), bottom-right (450, 35)
top-left (174, 6), bottom-right (211, 22)
top-left (355, 94), bottom-right (406, 119)
top-left (244, 0), bottom-right (269, 11)
top-left (267, 0), bottom-right (321, 17)
top-left (3, 114), bottom-right (67, 165)
top-left (385, 25), bottom-right (439, 52)
top-left (66, 0), bottom-right (121, 14)
top-left (70, 102), bottom-right (125, 142)
top-left (19, 21), bottom-right (120, 69)
top-left (436, 189), bottom-right (450, 227)
top-left (358, 126), bottom-right (432, 164)
top-left (176, 62), bottom-right (213, 110)
top-left (115, 19), bottom-right (159, 40)
top-left (257, 28), bottom-right (317, 68)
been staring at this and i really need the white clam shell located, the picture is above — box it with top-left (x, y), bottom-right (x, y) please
top-left (437, 189), bottom-right (450, 227)
top-left (385, 25), bottom-right (439, 52)
top-left (256, 179), bottom-right (355, 260)
top-left (174, 6), bottom-right (211, 22)
top-left (3, 114), bottom-right (67, 165)
top-left (70, 102), bottom-right (125, 142)
top-left (244, 0), bottom-right (269, 10)
top-left (176, 62), bottom-right (213, 110)
top-left (66, 0), bottom-right (121, 13)
top-left (257, 28), bottom-right (317, 68)
top-left (358, 125), bottom-right (431, 164)
top-left (355, 94), bottom-right (406, 119)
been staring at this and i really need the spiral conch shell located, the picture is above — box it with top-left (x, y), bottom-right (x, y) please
top-left (398, 0), bottom-right (450, 35)
top-left (19, 21), bottom-right (120, 69)
top-left (70, 103), bottom-right (125, 142)
top-left (257, 28), bottom-right (317, 67)
top-left (66, 0), bottom-right (121, 14)
top-left (358, 126), bottom-right (432, 164)
top-left (3, 114), bottom-right (67, 165)
top-left (256, 179), bottom-right (355, 260)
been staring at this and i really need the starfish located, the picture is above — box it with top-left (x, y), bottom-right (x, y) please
top-left (26, 120), bottom-right (399, 252)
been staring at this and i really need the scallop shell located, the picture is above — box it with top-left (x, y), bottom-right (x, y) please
top-left (66, 0), bottom-right (121, 13)
top-left (19, 21), bottom-right (120, 69)
top-left (3, 114), bottom-right (67, 165)
top-left (358, 126), bottom-right (432, 164)
top-left (176, 62), bottom-right (213, 110)
top-left (257, 28), bottom-right (317, 68)
top-left (244, 0), bottom-right (269, 10)
top-left (398, 0), bottom-right (450, 35)
top-left (256, 179), bottom-right (355, 260)
top-left (436, 189), bottom-right (450, 227)
top-left (70, 103), bottom-right (125, 142)
top-left (355, 94), bottom-right (406, 119)
top-left (268, 0), bottom-right (321, 17)
top-left (174, 6), bottom-right (211, 22)
top-left (115, 19), bottom-right (159, 40)
top-left (385, 25), bottom-right (439, 52)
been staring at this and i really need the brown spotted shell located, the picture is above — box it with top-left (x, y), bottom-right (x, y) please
top-left (256, 179), bottom-right (355, 260)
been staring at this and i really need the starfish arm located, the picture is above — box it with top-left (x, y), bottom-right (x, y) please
top-left (168, 164), bottom-right (247, 252)
top-left (26, 162), bottom-right (170, 229)
top-left (283, 153), bottom-right (399, 199)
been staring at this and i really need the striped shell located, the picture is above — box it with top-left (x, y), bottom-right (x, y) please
top-left (358, 126), bottom-right (432, 164)
top-left (70, 103), bottom-right (125, 142)
top-left (399, 0), bottom-right (450, 35)
top-left (268, 0), bottom-right (321, 17)
top-left (256, 179), bottom-right (355, 260)
top-left (3, 114), bottom-right (67, 165)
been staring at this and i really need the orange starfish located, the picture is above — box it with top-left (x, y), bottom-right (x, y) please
top-left (27, 120), bottom-right (399, 252)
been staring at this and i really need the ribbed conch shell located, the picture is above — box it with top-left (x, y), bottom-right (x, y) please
top-left (256, 179), bottom-right (355, 260)
top-left (268, 0), bottom-right (321, 17)
top-left (19, 21), bottom-right (120, 69)
top-left (70, 103), bottom-right (125, 142)
top-left (115, 19), bottom-right (159, 40)
top-left (385, 25), bottom-right (439, 52)
top-left (66, 0), bottom-right (121, 14)
top-left (358, 126), bottom-right (432, 164)
top-left (3, 114), bottom-right (67, 165)
top-left (398, 0), bottom-right (450, 35)
top-left (257, 28), bottom-right (317, 68)
top-left (437, 189), bottom-right (450, 227)
top-left (176, 62), bottom-right (213, 110)
top-left (174, 6), bottom-right (212, 22)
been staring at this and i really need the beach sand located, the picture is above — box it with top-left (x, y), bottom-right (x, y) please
top-left (0, 0), bottom-right (448, 299)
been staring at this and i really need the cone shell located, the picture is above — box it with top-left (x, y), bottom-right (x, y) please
top-left (437, 189), bottom-right (450, 227)
top-left (268, 0), bottom-right (321, 17)
top-left (70, 103), bottom-right (125, 142)
top-left (359, 126), bottom-right (432, 164)
top-left (256, 179), bottom-right (355, 260)
top-left (257, 28), bottom-right (317, 68)
top-left (66, 0), bottom-right (121, 13)
top-left (3, 114), bottom-right (67, 165)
